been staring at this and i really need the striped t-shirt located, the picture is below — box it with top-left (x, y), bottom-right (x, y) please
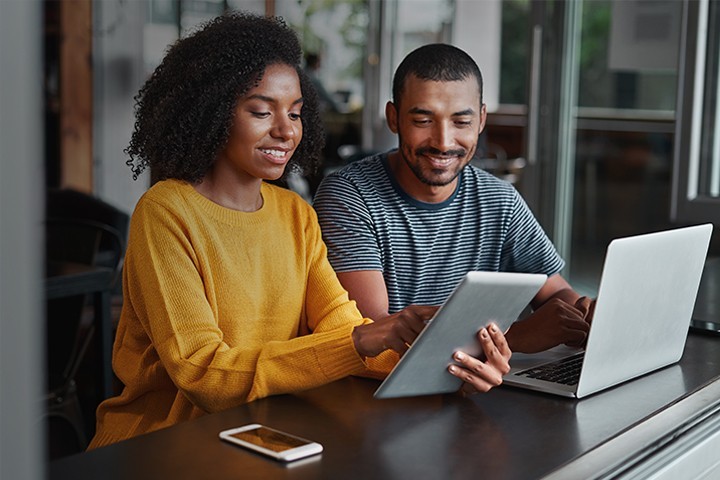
top-left (313, 152), bottom-right (564, 314)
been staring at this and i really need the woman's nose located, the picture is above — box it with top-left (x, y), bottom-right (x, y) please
top-left (271, 116), bottom-right (299, 140)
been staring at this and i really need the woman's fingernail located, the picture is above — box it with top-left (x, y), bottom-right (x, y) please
top-left (454, 351), bottom-right (465, 361)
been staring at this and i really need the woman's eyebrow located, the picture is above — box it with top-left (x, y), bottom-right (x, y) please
top-left (246, 94), bottom-right (304, 106)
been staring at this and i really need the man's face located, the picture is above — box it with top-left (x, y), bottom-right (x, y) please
top-left (386, 74), bottom-right (486, 199)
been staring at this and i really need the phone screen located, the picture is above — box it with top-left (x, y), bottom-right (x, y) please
top-left (228, 427), bottom-right (310, 453)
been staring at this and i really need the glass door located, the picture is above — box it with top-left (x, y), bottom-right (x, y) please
top-left (520, 0), bottom-right (684, 294)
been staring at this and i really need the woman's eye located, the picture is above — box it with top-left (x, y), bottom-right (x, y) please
top-left (289, 112), bottom-right (302, 121)
top-left (251, 111), bottom-right (271, 118)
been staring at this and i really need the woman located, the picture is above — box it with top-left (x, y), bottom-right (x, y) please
top-left (89, 12), bottom-right (510, 449)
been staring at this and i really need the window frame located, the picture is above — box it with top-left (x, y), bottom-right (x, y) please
top-left (672, 0), bottom-right (720, 224)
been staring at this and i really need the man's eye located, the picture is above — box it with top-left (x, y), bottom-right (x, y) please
top-left (413, 119), bottom-right (431, 126)
top-left (455, 120), bottom-right (472, 127)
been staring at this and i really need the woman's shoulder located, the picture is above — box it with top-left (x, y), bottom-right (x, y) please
top-left (264, 182), bottom-right (313, 211)
top-left (263, 182), bottom-right (320, 235)
top-left (143, 178), bottom-right (189, 199)
top-left (132, 179), bottom-right (195, 218)
top-left (140, 178), bottom-right (196, 204)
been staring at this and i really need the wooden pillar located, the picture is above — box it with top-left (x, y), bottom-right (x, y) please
top-left (265, 0), bottom-right (275, 17)
top-left (59, 0), bottom-right (93, 193)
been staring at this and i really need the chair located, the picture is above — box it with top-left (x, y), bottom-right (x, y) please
top-left (46, 188), bottom-right (130, 272)
top-left (43, 190), bottom-right (128, 459)
top-left (45, 217), bottom-right (125, 458)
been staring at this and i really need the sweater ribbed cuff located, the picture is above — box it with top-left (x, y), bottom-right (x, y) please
top-left (315, 325), bottom-right (367, 380)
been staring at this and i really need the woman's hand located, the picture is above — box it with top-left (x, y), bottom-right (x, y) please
top-left (352, 305), bottom-right (439, 357)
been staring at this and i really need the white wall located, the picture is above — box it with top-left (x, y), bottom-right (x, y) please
top-left (0, 1), bottom-right (45, 478)
top-left (93, 0), bottom-right (149, 216)
top-left (453, 0), bottom-right (502, 113)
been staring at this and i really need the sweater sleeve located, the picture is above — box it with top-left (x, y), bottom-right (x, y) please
top-left (299, 206), bottom-right (396, 378)
top-left (122, 197), bottom-right (370, 413)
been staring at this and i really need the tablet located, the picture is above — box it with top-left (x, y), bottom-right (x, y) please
top-left (374, 271), bottom-right (547, 399)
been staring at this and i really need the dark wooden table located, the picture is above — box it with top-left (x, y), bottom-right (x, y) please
top-left (46, 261), bottom-right (116, 399)
top-left (50, 332), bottom-right (720, 480)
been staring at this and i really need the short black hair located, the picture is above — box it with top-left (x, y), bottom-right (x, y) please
top-left (126, 12), bottom-right (324, 183)
top-left (391, 43), bottom-right (484, 107)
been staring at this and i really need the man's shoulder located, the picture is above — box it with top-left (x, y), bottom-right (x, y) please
top-left (462, 165), bottom-right (518, 197)
top-left (330, 155), bottom-right (385, 177)
top-left (324, 153), bottom-right (387, 184)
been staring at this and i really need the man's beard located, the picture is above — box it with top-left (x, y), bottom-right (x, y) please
top-left (399, 143), bottom-right (471, 187)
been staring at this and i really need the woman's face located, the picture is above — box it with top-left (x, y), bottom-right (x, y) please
top-left (215, 63), bottom-right (303, 182)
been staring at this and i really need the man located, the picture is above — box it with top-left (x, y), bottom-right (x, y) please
top-left (314, 43), bottom-right (592, 354)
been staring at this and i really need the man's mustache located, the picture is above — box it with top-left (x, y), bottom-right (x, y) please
top-left (415, 146), bottom-right (467, 158)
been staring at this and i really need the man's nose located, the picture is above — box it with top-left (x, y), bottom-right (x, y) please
top-left (430, 122), bottom-right (454, 153)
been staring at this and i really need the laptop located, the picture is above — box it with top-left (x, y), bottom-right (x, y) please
top-left (374, 271), bottom-right (546, 399)
top-left (503, 223), bottom-right (713, 399)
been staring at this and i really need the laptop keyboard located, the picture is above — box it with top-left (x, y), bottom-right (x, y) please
top-left (516, 353), bottom-right (584, 386)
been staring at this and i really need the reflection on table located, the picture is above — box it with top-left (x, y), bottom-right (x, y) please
top-left (50, 333), bottom-right (720, 480)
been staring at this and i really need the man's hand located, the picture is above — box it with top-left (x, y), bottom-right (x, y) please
top-left (352, 305), bottom-right (439, 357)
top-left (449, 323), bottom-right (512, 394)
top-left (574, 296), bottom-right (596, 325)
top-left (505, 298), bottom-right (591, 353)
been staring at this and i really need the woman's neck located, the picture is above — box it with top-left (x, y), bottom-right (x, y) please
top-left (193, 172), bottom-right (264, 212)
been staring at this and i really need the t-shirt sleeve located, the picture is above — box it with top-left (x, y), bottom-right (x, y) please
top-left (313, 172), bottom-right (383, 272)
top-left (500, 189), bottom-right (565, 276)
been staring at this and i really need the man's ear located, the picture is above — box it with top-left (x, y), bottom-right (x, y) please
top-left (479, 103), bottom-right (488, 134)
top-left (385, 101), bottom-right (399, 134)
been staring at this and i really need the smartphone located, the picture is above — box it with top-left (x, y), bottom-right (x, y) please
top-left (218, 424), bottom-right (323, 462)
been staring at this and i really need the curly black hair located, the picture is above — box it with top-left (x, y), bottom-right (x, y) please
top-left (126, 12), bottom-right (324, 183)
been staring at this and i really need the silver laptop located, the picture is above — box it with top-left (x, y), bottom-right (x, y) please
top-left (503, 224), bottom-right (713, 399)
top-left (374, 271), bottom-right (546, 399)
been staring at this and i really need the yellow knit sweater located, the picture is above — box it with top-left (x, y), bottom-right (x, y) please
top-left (89, 180), bottom-right (392, 449)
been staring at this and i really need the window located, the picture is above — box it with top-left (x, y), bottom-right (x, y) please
top-left (673, 0), bottom-right (720, 225)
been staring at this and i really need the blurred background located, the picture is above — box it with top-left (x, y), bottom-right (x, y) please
top-left (44, 0), bottom-right (720, 287)
top-left (2, 0), bottom-right (719, 477)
